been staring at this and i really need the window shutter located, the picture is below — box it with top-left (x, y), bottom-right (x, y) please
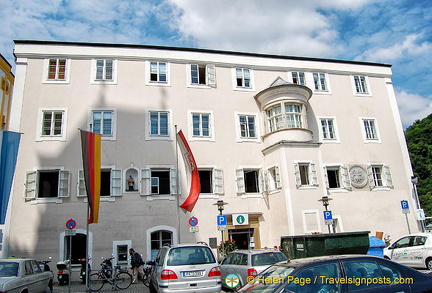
top-left (206, 64), bottom-right (216, 87)
top-left (58, 170), bottom-right (70, 198)
top-left (323, 167), bottom-right (329, 189)
top-left (111, 169), bottom-right (122, 196)
top-left (24, 171), bottom-right (37, 199)
top-left (367, 165), bottom-right (375, 188)
top-left (383, 165), bottom-right (393, 188)
top-left (170, 169), bottom-right (179, 195)
top-left (310, 163), bottom-right (318, 186)
top-left (341, 165), bottom-right (352, 190)
top-left (213, 169), bottom-right (224, 194)
top-left (141, 169), bottom-right (151, 195)
top-left (258, 169), bottom-right (265, 193)
top-left (294, 163), bottom-right (301, 188)
top-left (236, 169), bottom-right (245, 194)
top-left (274, 166), bottom-right (281, 189)
top-left (263, 170), bottom-right (270, 192)
top-left (77, 170), bottom-right (87, 197)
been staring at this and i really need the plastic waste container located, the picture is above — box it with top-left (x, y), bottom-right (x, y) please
top-left (367, 236), bottom-right (386, 258)
top-left (281, 231), bottom-right (370, 259)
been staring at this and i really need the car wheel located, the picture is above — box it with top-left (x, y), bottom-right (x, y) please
top-left (149, 280), bottom-right (157, 293)
top-left (426, 258), bottom-right (432, 270)
top-left (45, 281), bottom-right (53, 293)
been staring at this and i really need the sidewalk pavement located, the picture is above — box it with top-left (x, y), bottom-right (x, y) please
top-left (53, 281), bottom-right (149, 293)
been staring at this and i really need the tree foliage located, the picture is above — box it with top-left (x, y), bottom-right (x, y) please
top-left (405, 113), bottom-right (432, 216)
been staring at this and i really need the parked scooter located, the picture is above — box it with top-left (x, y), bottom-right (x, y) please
top-left (39, 256), bottom-right (52, 272)
top-left (78, 257), bottom-right (91, 284)
top-left (56, 259), bottom-right (70, 285)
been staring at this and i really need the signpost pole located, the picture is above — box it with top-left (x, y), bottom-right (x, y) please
top-left (401, 200), bottom-right (411, 234)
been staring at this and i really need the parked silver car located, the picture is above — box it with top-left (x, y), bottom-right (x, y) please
top-left (148, 243), bottom-right (221, 293)
top-left (220, 249), bottom-right (287, 290)
top-left (0, 258), bottom-right (54, 293)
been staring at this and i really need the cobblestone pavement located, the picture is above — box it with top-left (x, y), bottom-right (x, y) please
top-left (53, 281), bottom-right (149, 293)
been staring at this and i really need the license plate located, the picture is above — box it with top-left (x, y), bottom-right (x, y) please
top-left (182, 270), bottom-right (204, 277)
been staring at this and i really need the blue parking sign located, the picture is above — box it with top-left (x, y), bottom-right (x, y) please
top-left (323, 211), bottom-right (333, 220)
top-left (401, 200), bottom-right (409, 210)
top-left (217, 215), bottom-right (227, 226)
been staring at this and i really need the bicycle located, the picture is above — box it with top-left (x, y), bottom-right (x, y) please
top-left (141, 261), bottom-right (152, 287)
top-left (88, 257), bottom-right (132, 291)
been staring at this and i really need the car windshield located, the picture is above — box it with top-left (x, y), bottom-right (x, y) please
top-left (0, 262), bottom-right (19, 277)
top-left (252, 252), bottom-right (288, 266)
top-left (240, 265), bottom-right (295, 292)
top-left (167, 246), bottom-right (216, 265)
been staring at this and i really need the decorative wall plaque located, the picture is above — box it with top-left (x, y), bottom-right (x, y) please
top-left (349, 166), bottom-right (368, 188)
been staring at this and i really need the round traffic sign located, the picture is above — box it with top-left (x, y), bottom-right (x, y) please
top-left (66, 219), bottom-right (77, 230)
top-left (188, 217), bottom-right (198, 227)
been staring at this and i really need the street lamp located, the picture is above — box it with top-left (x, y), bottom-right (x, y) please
top-left (213, 200), bottom-right (228, 256)
top-left (318, 196), bottom-right (333, 233)
top-left (411, 176), bottom-right (425, 232)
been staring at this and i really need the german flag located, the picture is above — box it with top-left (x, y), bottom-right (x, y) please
top-left (80, 130), bottom-right (101, 224)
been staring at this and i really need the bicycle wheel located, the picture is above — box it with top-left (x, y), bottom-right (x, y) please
top-left (115, 271), bottom-right (132, 290)
top-left (89, 272), bottom-right (104, 291)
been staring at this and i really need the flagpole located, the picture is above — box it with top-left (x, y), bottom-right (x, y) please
top-left (85, 202), bottom-right (90, 291)
top-left (175, 125), bottom-right (181, 244)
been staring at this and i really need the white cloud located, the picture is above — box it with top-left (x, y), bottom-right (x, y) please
top-left (395, 90), bottom-right (432, 127)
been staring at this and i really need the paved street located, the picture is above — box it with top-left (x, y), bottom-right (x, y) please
top-left (53, 281), bottom-right (150, 293)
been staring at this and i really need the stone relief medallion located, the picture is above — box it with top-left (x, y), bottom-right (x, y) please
top-left (349, 166), bottom-right (368, 188)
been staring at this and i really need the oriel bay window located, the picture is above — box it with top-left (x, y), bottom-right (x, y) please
top-left (267, 103), bottom-right (303, 132)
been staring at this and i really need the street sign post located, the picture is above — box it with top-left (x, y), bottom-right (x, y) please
top-left (217, 215), bottom-right (227, 226)
top-left (323, 211), bottom-right (333, 226)
top-left (188, 217), bottom-right (198, 226)
top-left (401, 200), bottom-right (411, 234)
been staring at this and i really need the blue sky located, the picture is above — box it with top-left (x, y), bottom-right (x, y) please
top-left (1, 0), bottom-right (431, 127)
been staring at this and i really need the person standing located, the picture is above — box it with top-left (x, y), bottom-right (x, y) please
top-left (129, 248), bottom-right (144, 284)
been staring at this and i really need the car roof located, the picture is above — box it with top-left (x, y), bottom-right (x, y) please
top-left (0, 258), bottom-right (32, 262)
top-left (163, 243), bottom-right (211, 249)
top-left (394, 233), bottom-right (432, 238)
top-left (273, 255), bottom-right (383, 268)
top-left (232, 249), bottom-right (282, 254)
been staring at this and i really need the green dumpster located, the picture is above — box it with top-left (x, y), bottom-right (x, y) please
top-left (281, 231), bottom-right (370, 259)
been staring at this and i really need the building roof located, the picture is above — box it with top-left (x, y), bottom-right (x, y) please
top-left (13, 40), bottom-right (392, 68)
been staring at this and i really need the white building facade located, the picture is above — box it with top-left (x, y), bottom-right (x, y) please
top-left (6, 41), bottom-right (418, 266)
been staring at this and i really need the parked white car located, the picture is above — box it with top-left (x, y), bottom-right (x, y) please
top-left (0, 258), bottom-right (54, 293)
top-left (384, 233), bottom-right (432, 270)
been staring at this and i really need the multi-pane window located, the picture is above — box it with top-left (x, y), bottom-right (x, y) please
top-left (354, 75), bottom-right (368, 94)
top-left (324, 166), bottom-right (351, 190)
top-left (190, 64), bottom-right (216, 87)
top-left (150, 62), bottom-right (167, 82)
top-left (367, 165), bottom-right (393, 189)
top-left (77, 169), bottom-right (121, 197)
top-left (294, 163), bottom-right (318, 187)
top-left (235, 68), bottom-right (251, 88)
top-left (25, 170), bottom-right (70, 199)
top-left (267, 166), bottom-right (281, 192)
top-left (48, 59), bottom-right (67, 80)
top-left (236, 168), bottom-right (263, 194)
top-left (313, 72), bottom-right (328, 91)
top-left (239, 115), bottom-right (256, 138)
top-left (291, 72), bottom-right (306, 86)
top-left (42, 111), bottom-right (63, 136)
top-left (192, 113), bottom-right (210, 137)
top-left (150, 111), bottom-right (169, 136)
top-left (141, 168), bottom-right (178, 195)
top-left (199, 169), bottom-right (224, 194)
top-left (267, 103), bottom-right (302, 132)
top-left (320, 118), bottom-right (336, 140)
top-left (95, 59), bottom-right (113, 81)
top-left (151, 230), bottom-right (173, 256)
top-left (363, 119), bottom-right (378, 140)
top-left (92, 111), bottom-right (113, 136)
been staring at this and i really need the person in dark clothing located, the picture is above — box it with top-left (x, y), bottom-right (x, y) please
top-left (129, 248), bottom-right (144, 283)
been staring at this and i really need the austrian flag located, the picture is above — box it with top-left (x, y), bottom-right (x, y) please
top-left (177, 130), bottom-right (201, 212)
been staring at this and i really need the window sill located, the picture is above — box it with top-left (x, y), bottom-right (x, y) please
top-left (145, 195), bottom-right (176, 201)
top-left (241, 193), bottom-right (263, 199)
top-left (297, 185), bottom-right (318, 190)
top-left (328, 188), bottom-right (349, 193)
top-left (233, 87), bottom-right (255, 92)
top-left (43, 80), bottom-right (70, 84)
top-left (188, 84), bottom-right (212, 89)
top-left (29, 198), bottom-right (63, 204)
top-left (371, 187), bottom-right (392, 192)
top-left (199, 194), bottom-right (220, 199)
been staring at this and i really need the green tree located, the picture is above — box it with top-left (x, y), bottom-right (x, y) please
top-left (405, 113), bottom-right (432, 216)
